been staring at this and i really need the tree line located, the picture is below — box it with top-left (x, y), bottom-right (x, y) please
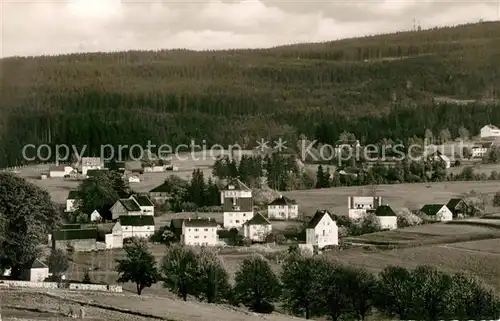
top-left (1, 22), bottom-right (499, 168)
top-left (117, 239), bottom-right (500, 320)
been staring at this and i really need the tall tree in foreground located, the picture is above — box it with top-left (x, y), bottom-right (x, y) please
top-left (233, 255), bottom-right (281, 313)
top-left (115, 237), bottom-right (159, 295)
top-left (374, 266), bottom-right (414, 320)
top-left (0, 173), bottom-right (60, 278)
top-left (196, 247), bottom-right (232, 303)
top-left (342, 266), bottom-right (377, 321)
top-left (161, 244), bottom-right (200, 301)
top-left (47, 248), bottom-right (69, 282)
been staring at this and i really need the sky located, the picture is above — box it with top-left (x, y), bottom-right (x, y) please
top-left (1, 0), bottom-right (499, 58)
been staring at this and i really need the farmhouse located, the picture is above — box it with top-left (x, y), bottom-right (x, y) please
top-left (149, 182), bottom-right (172, 204)
top-left (181, 218), bottom-right (218, 246)
top-left (446, 198), bottom-right (469, 218)
top-left (374, 205), bottom-right (398, 230)
top-left (419, 204), bottom-right (453, 222)
top-left (243, 213), bottom-right (272, 242)
top-left (480, 124), bottom-right (500, 138)
top-left (221, 179), bottom-right (254, 229)
top-left (305, 210), bottom-right (338, 249)
top-left (118, 215), bottom-right (155, 239)
top-left (52, 228), bottom-right (98, 251)
top-left (471, 142), bottom-right (492, 158)
top-left (110, 198), bottom-right (142, 220)
top-left (348, 196), bottom-right (382, 220)
top-left (130, 195), bottom-right (155, 215)
top-left (90, 210), bottom-right (102, 222)
top-left (267, 195), bottom-right (298, 220)
top-left (81, 157), bottom-right (103, 176)
top-left (21, 259), bottom-right (49, 282)
top-left (66, 190), bottom-right (80, 212)
top-left (105, 221), bottom-right (124, 249)
top-left (49, 165), bottom-right (73, 178)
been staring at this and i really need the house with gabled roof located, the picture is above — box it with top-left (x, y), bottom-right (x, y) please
top-left (90, 209), bottom-right (102, 222)
top-left (182, 218), bottom-right (218, 246)
top-left (267, 195), bottom-right (298, 220)
top-left (118, 215), bottom-right (155, 239)
top-left (129, 195), bottom-right (154, 215)
top-left (81, 157), bottom-right (104, 176)
top-left (480, 124), bottom-right (500, 138)
top-left (348, 196), bottom-right (382, 220)
top-left (374, 205), bottom-right (398, 230)
top-left (419, 204), bottom-right (453, 222)
top-left (52, 228), bottom-right (98, 251)
top-left (110, 198), bottom-right (142, 220)
top-left (306, 210), bottom-right (338, 249)
top-left (471, 141), bottom-right (493, 158)
top-left (66, 190), bottom-right (80, 212)
top-left (149, 182), bottom-right (172, 204)
top-left (243, 213), bottom-right (272, 242)
top-left (22, 259), bottom-right (49, 282)
top-left (446, 198), bottom-right (469, 218)
top-left (221, 178), bottom-right (254, 229)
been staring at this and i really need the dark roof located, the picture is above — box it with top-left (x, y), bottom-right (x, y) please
top-left (49, 165), bottom-right (67, 172)
top-left (150, 182), bottom-right (170, 193)
top-left (223, 197), bottom-right (253, 212)
top-left (374, 205), bottom-right (396, 217)
top-left (53, 228), bottom-right (97, 241)
top-left (60, 223), bottom-right (81, 230)
top-left (67, 190), bottom-right (80, 200)
top-left (31, 259), bottom-right (48, 269)
top-left (170, 219), bottom-right (185, 229)
top-left (473, 142), bottom-right (493, 148)
top-left (184, 218), bottom-right (218, 227)
top-left (420, 204), bottom-right (446, 216)
top-left (244, 213), bottom-right (271, 226)
top-left (87, 169), bottom-right (108, 177)
top-left (119, 199), bottom-right (141, 212)
top-left (119, 215), bottom-right (155, 226)
top-left (132, 195), bottom-right (154, 207)
top-left (223, 178), bottom-right (251, 191)
top-left (306, 210), bottom-right (334, 228)
top-left (268, 195), bottom-right (296, 206)
top-left (446, 198), bottom-right (464, 210)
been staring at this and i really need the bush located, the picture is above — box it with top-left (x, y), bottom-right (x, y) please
top-left (275, 234), bottom-right (286, 245)
top-left (396, 208), bottom-right (423, 228)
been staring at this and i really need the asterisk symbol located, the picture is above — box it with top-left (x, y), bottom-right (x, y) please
top-left (274, 138), bottom-right (288, 151)
top-left (256, 138), bottom-right (269, 152)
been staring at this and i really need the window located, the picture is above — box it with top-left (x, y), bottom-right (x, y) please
top-left (204, 228), bottom-right (208, 231)
top-left (322, 230), bottom-right (325, 236)
top-left (204, 236), bottom-right (207, 238)
top-left (242, 213), bottom-right (246, 216)
top-left (235, 220), bottom-right (240, 223)
top-left (195, 228), bottom-right (199, 232)
top-left (188, 229), bottom-right (191, 232)
top-left (194, 236), bottom-right (199, 239)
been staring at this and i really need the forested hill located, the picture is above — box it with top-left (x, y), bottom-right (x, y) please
top-left (1, 21), bottom-right (500, 166)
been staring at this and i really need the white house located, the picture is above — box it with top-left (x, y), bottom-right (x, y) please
top-left (22, 259), bottom-right (49, 282)
top-left (243, 213), bottom-right (272, 242)
top-left (49, 165), bottom-right (73, 178)
top-left (267, 195), bottom-right (298, 220)
top-left (305, 210), bottom-right (338, 249)
top-left (480, 125), bottom-right (500, 139)
top-left (130, 195), bottom-right (155, 216)
top-left (66, 190), bottom-right (79, 212)
top-left (90, 210), bottom-right (102, 222)
top-left (128, 176), bottom-right (140, 183)
top-left (110, 198), bottom-right (142, 220)
top-left (222, 179), bottom-right (254, 229)
top-left (81, 157), bottom-right (103, 176)
top-left (118, 215), bottom-right (155, 239)
top-left (181, 218), bottom-right (218, 246)
top-left (105, 221), bottom-right (124, 249)
top-left (374, 205), bottom-right (398, 230)
top-left (348, 196), bottom-right (382, 220)
top-left (471, 142), bottom-right (492, 158)
top-left (419, 204), bottom-right (453, 222)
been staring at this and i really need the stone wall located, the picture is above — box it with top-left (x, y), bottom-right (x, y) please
top-left (0, 280), bottom-right (58, 289)
top-left (0, 280), bottom-right (122, 292)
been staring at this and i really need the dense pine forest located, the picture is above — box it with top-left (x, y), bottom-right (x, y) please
top-left (1, 21), bottom-right (500, 167)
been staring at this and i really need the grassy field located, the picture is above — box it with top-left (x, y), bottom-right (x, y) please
top-left (284, 181), bottom-right (500, 216)
top-left (1, 287), bottom-right (306, 321)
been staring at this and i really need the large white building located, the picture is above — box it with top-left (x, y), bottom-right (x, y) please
top-left (480, 125), bottom-right (500, 139)
top-left (374, 205), bottom-right (398, 230)
top-left (181, 218), bottom-right (218, 246)
top-left (305, 210), bottom-right (338, 249)
top-left (267, 195), bottom-right (299, 220)
top-left (110, 198), bottom-right (142, 220)
top-left (243, 213), bottom-right (272, 242)
top-left (221, 179), bottom-right (254, 229)
top-left (471, 142), bottom-right (492, 158)
top-left (118, 215), bottom-right (155, 239)
top-left (81, 157), bottom-right (103, 176)
top-left (348, 196), bottom-right (382, 220)
top-left (419, 204), bottom-right (453, 222)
